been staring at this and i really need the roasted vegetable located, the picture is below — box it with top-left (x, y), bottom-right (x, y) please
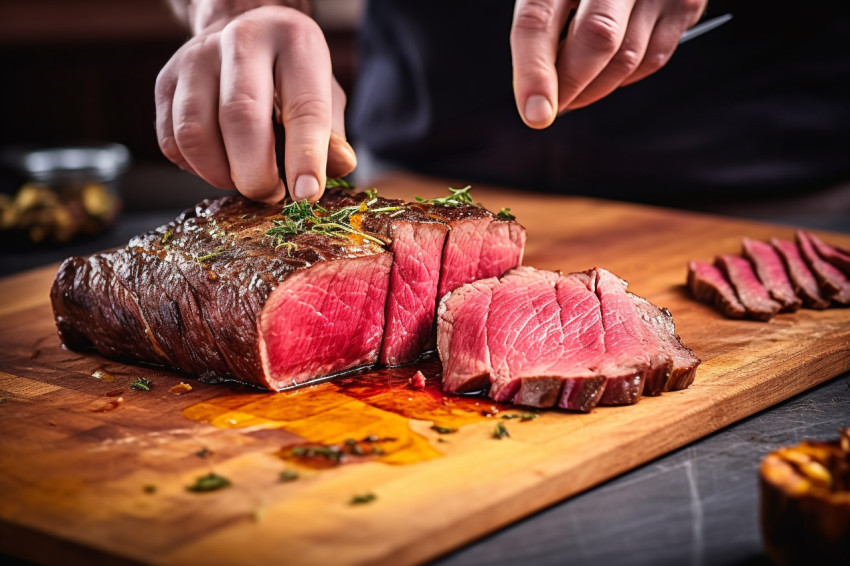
top-left (760, 428), bottom-right (850, 565)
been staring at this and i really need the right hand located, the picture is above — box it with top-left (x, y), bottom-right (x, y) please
top-left (155, 6), bottom-right (356, 203)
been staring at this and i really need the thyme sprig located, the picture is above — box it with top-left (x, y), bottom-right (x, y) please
top-left (416, 185), bottom-right (476, 207)
top-left (265, 196), bottom-right (402, 249)
top-left (130, 376), bottom-right (152, 391)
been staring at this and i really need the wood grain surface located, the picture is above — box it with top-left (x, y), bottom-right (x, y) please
top-left (1, 174), bottom-right (849, 566)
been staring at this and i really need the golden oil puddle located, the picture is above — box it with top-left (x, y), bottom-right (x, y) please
top-left (182, 358), bottom-right (511, 467)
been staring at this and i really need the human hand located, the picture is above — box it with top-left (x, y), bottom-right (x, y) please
top-left (155, 5), bottom-right (356, 203)
top-left (510, 0), bottom-right (707, 128)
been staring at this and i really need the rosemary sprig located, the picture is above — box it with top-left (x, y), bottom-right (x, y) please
top-left (416, 185), bottom-right (476, 207)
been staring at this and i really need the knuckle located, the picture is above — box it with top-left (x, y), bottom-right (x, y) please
top-left (172, 118), bottom-right (207, 152)
top-left (644, 49), bottom-right (674, 73)
top-left (158, 135), bottom-right (182, 163)
top-left (219, 96), bottom-right (264, 126)
top-left (679, 0), bottom-right (706, 15)
top-left (282, 92), bottom-right (331, 125)
top-left (578, 12), bottom-right (622, 53)
top-left (222, 17), bottom-right (264, 50)
top-left (610, 47), bottom-right (641, 75)
top-left (512, 0), bottom-right (558, 35)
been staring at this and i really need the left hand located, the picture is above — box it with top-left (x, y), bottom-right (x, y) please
top-left (510, 0), bottom-right (708, 128)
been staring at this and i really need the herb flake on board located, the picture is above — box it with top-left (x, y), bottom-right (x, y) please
top-left (349, 492), bottom-right (377, 505)
top-left (430, 425), bottom-right (458, 435)
top-left (493, 422), bottom-right (510, 439)
top-left (186, 472), bottom-right (231, 493)
top-left (130, 376), bottom-right (152, 391)
top-left (280, 469), bottom-right (299, 482)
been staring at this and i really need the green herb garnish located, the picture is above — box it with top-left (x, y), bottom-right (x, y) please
top-left (430, 425), bottom-right (458, 434)
top-left (493, 422), bottom-right (510, 439)
top-left (280, 469), bottom-right (299, 482)
top-left (130, 376), bottom-right (152, 391)
top-left (501, 413), bottom-right (539, 422)
top-left (291, 445), bottom-right (343, 462)
top-left (186, 472), bottom-right (231, 492)
top-left (161, 230), bottom-right (174, 244)
top-left (496, 208), bottom-right (516, 220)
top-left (415, 185), bottom-right (475, 207)
top-left (326, 177), bottom-right (354, 190)
top-left (350, 492), bottom-right (377, 505)
top-left (364, 188), bottom-right (378, 199)
top-left (0, 397), bottom-right (5, 404)
top-left (196, 249), bottom-right (225, 263)
top-left (265, 198), bottom-right (395, 249)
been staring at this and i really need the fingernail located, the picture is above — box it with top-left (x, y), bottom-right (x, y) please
top-left (524, 95), bottom-right (553, 126)
top-left (293, 175), bottom-right (319, 201)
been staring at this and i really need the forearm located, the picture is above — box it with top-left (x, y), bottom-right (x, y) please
top-left (167, 0), bottom-right (309, 34)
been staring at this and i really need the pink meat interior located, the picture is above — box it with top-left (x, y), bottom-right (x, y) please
top-left (258, 255), bottom-right (392, 390)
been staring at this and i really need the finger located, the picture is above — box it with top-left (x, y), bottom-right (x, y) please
top-left (556, 0), bottom-right (637, 111)
top-left (327, 80), bottom-right (356, 179)
top-left (219, 17), bottom-right (286, 203)
top-left (567, 0), bottom-right (657, 109)
top-left (171, 38), bottom-right (235, 190)
top-left (510, 0), bottom-right (573, 129)
top-left (274, 16), bottom-right (333, 202)
top-left (155, 61), bottom-right (197, 175)
top-left (621, 12), bottom-right (691, 86)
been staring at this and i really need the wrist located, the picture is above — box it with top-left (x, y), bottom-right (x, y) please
top-left (187, 0), bottom-right (310, 35)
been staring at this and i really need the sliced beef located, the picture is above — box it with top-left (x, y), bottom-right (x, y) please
top-left (52, 195), bottom-right (393, 389)
top-left (437, 266), bottom-right (699, 412)
top-left (771, 238), bottom-right (831, 309)
top-left (805, 230), bottom-right (850, 275)
top-left (715, 255), bottom-right (782, 321)
top-left (742, 238), bottom-right (801, 312)
top-left (796, 230), bottom-right (850, 305)
top-left (687, 261), bottom-right (747, 319)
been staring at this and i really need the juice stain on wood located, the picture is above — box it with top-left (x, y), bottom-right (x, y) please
top-left (182, 358), bottom-right (510, 467)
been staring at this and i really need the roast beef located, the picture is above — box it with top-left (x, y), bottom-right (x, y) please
top-left (771, 238), bottom-right (830, 309)
top-left (51, 188), bottom-right (526, 388)
top-left (715, 255), bottom-right (782, 321)
top-left (52, 195), bottom-right (393, 389)
top-left (687, 261), bottom-right (747, 319)
top-left (805, 230), bottom-right (850, 275)
top-left (437, 266), bottom-right (700, 412)
top-left (741, 238), bottom-right (801, 312)
top-left (796, 230), bottom-right (850, 305)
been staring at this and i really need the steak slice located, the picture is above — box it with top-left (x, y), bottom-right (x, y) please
top-left (771, 238), bottom-right (831, 309)
top-left (630, 294), bottom-right (700, 393)
top-left (796, 230), bottom-right (850, 305)
top-left (805, 230), bottom-right (850, 275)
top-left (52, 195), bottom-right (393, 389)
top-left (742, 238), bottom-right (801, 312)
top-left (715, 255), bottom-right (782, 321)
top-left (687, 261), bottom-right (747, 319)
top-left (437, 266), bottom-right (698, 412)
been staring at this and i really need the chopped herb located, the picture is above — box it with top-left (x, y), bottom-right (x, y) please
top-left (265, 199), bottom-right (387, 248)
top-left (196, 249), bottom-right (225, 263)
top-left (161, 230), bottom-right (174, 244)
top-left (501, 413), bottom-right (539, 422)
top-left (364, 188), bottom-right (378, 199)
top-left (430, 425), bottom-right (458, 434)
top-left (291, 445), bottom-right (343, 462)
top-left (493, 421), bottom-right (510, 439)
top-left (415, 185), bottom-right (476, 207)
top-left (280, 469), bottom-right (299, 482)
top-left (143, 484), bottom-right (157, 494)
top-left (437, 438), bottom-right (448, 444)
top-left (496, 207), bottom-right (516, 220)
top-left (326, 177), bottom-right (354, 190)
top-left (130, 376), bottom-right (152, 391)
top-left (350, 492), bottom-right (377, 505)
top-left (195, 447), bottom-right (213, 458)
top-left (186, 472), bottom-right (231, 492)
top-left (0, 397), bottom-right (5, 403)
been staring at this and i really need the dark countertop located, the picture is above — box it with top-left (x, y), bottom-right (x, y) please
top-left (1, 167), bottom-right (848, 566)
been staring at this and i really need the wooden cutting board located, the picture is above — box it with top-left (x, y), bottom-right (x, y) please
top-left (2, 175), bottom-right (849, 566)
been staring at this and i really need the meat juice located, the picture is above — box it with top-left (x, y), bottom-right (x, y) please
top-left (181, 357), bottom-right (514, 469)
